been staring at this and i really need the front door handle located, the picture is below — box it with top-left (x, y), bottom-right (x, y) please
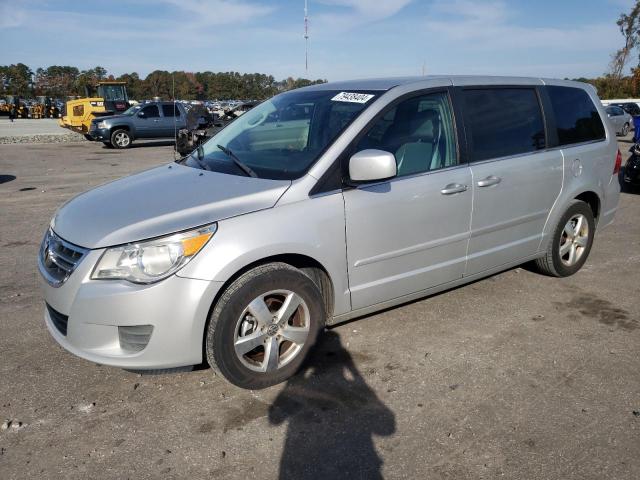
top-left (440, 183), bottom-right (468, 195)
top-left (477, 175), bottom-right (502, 187)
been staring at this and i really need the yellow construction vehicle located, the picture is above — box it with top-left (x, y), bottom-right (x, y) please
top-left (59, 81), bottom-right (130, 138)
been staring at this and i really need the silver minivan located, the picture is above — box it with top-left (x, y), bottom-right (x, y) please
top-left (39, 76), bottom-right (621, 388)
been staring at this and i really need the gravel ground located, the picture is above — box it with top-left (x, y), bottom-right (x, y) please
top-left (0, 119), bottom-right (85, 144)
top-left (0, 133), bottom-right (86, 144)
top-left (0, 139), bottom-right (639, 479)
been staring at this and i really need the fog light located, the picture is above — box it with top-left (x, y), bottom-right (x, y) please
top-left (118, 325), bottom-right (154, 352)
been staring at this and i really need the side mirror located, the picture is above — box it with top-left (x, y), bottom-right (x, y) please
top-left (349, 149), bottom-right (397, 183)
top-left (137, 111), bottom-right (145, 118)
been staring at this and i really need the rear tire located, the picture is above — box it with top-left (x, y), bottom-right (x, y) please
top-left (83, 134), bottom-right (93, 141)
top-left (111, 129), bottom-right (131, 149)
top-left (205, 263), bottom-right (325, 389)
top-left (622, 122), bottom-right (630, 136)
top-left (534, 200), bottom-right (595, 277)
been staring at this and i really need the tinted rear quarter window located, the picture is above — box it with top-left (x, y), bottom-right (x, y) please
top-left (462, 88), bottom-right (545, 162)
top-left (547, 86), bottom-right (605, 146)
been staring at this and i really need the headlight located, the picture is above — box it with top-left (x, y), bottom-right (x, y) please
top-left (97, 121), bottom-right (107, 129)
top-left (91, 224), bottom-right (216, 284)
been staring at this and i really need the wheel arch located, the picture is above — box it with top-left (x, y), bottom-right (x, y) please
top-left (110, 124), bottom-right (131, 133)
top-left (574, 190), bottom-right (601, 223)
top-left (199, 253), bottom-right (336, 366)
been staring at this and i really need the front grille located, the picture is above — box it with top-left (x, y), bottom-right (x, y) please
top-left (38, 229), bottom-right (88, 287)
top-left (119, 325), bottom-right (154, 352)
top-left (46, 303), bottom-right (69, 336)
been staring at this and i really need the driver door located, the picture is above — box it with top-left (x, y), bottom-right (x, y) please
top-left (343, 90), bottom-right (472, 310)
top-left (135, 104), bottom-right (161, 138)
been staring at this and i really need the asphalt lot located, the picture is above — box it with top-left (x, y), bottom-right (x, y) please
top-left (0, 138), bottom-right (639, 479)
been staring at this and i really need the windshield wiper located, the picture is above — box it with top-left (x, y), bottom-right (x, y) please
top-left (217, 144), bottom-right (258, 178)
top-left (191, 144), bottom-right (211, 171)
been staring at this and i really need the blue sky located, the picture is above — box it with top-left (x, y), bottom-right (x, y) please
top-left (0, 0), bottom-right (636, 80)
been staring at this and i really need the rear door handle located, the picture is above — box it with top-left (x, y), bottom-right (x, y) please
top-left (440, 183), bottom-right (468, 195)
top-left (477, 175), bottom-right (501, 187)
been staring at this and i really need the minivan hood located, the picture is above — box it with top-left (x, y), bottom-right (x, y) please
top-left (52, 163), bottom-right (291, 248)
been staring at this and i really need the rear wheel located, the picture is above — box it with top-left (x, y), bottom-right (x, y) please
top-left (534, 200), bottom-right (595, 277)
top-left (111, 129), bottom-right (131, 149)
top-left (205, 263), bottom-right (325, 389)
top-left (622, 122), bottom-right (630, 136)
top-left (83, 134), bottom-right (93, 141)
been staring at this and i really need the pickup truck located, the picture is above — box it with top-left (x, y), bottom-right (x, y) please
top-left (89, 101), bottom-right (187, 148)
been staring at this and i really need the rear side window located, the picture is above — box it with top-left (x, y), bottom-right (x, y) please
top-left (162, 104), bottom-right (180, 117)
top-left (462, 88), bottom-right (545, 162)
top-left (547, 86), bottom-right (605, 146)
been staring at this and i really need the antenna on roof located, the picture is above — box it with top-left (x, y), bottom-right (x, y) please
top-left (304, 0), bottom-right (309, 73)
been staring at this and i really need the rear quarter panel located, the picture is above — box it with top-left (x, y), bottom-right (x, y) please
top-left (539, 80), bottom-right (619, 248)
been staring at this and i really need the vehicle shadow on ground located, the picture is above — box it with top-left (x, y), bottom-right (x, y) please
top-left (101, 140), bottom-right (176, 150)
top-left (0, 174), bottom-right (16, 184)
top-left (269, 330), bottom-right (396, 480)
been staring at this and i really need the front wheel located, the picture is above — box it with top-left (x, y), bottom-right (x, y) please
top-left (205, 263), bottom-right (325, 389)
top-left (111, 129), bottom-right (132, 149)
top-left (534, 200), bottom-right (595, 277)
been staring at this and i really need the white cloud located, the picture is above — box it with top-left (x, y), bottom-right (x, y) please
top-left (0, 0), bottom-right (27, 28)
top-left (425, 0), bottom-right (619, 53)
top-left (159, 0), bottom-right (275, 26)
top-left (315, 0), bottom-right (413, 30)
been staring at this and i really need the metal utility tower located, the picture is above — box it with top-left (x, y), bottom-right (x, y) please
top-left (304, 0), bottom-right (309, 72)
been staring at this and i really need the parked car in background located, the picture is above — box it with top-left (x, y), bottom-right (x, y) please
top-left (605, 105), bottom-right (633, 136)
top-left (623, 143), bottom-right (640, 188)
top-left (610, 101), bottom-right (640, 117)
top-left (89, 101), bottom-right (187, 148)
top-left (39, 76), bottom-right (620, 389)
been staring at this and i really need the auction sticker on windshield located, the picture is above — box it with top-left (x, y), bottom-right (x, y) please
top-left (331, 92), bottom-right (375, 103)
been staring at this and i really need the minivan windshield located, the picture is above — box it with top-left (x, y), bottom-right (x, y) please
top-left (180, 89), bottom-right (380, 180)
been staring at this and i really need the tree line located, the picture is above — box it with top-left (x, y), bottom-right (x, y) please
top-left (0, 64), bottom-right (327, 100)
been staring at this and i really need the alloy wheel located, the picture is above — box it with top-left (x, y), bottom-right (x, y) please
top-left (233, 290), bottom-right (310, 373)
top-left (114, 132), bottom-right (130, 147)
top-left (559, 213), bottom-right (589, 267)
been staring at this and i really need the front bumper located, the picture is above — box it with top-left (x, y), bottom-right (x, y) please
top-left (40, 248), bottom-right (223, 369)
top-left (89, 126), bottom-right (110, 141)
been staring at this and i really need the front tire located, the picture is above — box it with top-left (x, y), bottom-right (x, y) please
top-left (111, 129), bottom-right (132, 149)
top-left (534, 200), bottom-right (595, 277)
top-left (205, 263), bottom-right (325, 389)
